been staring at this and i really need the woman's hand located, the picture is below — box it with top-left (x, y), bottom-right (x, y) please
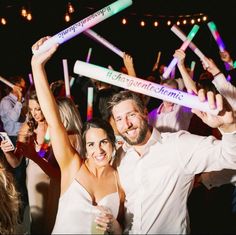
top-left (192, 89), bottom-right (235, 132)
top-left (31, 36), bottom-right (59, 67)
top-left (1, 140), bottom-right (14, 153)
top-left (94, 205), bottom-right (121, 234)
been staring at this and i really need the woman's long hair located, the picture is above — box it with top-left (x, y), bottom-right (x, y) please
top-left (0, 161), bottom-right (20, 235)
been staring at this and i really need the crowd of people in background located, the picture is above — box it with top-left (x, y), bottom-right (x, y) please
top-left (0, 27), bottom-right (236, 235)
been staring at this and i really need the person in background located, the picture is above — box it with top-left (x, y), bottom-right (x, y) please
top-left (0, 159), bottom-right (20, 235)
top-left (0, 75), bottom-right (28, 233)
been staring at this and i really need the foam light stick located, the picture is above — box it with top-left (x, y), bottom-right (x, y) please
top-left (62, 59), bottom-right (71, 97)
top-left (28, 73), bottom-right (34, 85)
top-left (38, 128), bottom-right (50, 158)
top-left (207, 21), bottom-right (226, 52)
top-left (0, 76), bottom-right (14, 88)
top-left (86, 47), bottom-right (93, 63)
top-left (87, 87), bottom-right (94, 120)
top-left (190, 61), bottom-right (196, 72)
top-left (171, 25), bottom-right (208, 66)
top-left (70, 76), bottom-right (75, 87)
top-left (170, 66), bottom-right (176, 79)
top-left (83, 29), bottom-right (124, 58)
top-left (163, 24), bottom-right (200, 79)
top-left (73, 60), bottom-right (218, 115)
top-left (32, 0), bottom-right (132, 55)
top-left (190, 61), bottom-right (196, 79)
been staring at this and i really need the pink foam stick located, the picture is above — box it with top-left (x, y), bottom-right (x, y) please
top-left (83, 29), bottom-right (124, 58)
top-left (87, 87), bottom-right (93, 120)
top-left (62, 59), bottom-right (71, 97)
top-left (28, 73), bottom-right (34, 85)
top-left (86, 48), bottom-right (93, 63)
top-left (171, 25), bottom-right (208, 67)
top-left (163, 25), bottom-right (200, 79)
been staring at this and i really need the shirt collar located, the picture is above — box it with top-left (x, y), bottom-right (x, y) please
top-left (9, 92), bottom-right (18, 101)
top-left (122, 127), bottom-right (162, 153)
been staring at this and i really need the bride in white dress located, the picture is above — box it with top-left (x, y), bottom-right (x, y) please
top-left (30, 36), bottom-right (125, 234)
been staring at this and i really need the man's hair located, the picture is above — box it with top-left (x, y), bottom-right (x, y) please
top-left (160, 78), bottom-right (179, 89)
top-left (9, 75), bottom-right (25, 85)
top-left (108, 90), bottom-right (146, 116)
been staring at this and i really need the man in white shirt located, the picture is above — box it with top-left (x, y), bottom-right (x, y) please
top-left (109, 87), bottom-right (236, 234)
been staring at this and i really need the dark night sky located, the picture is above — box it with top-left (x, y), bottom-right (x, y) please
top-left (0, 0), bottom-right (236, 85)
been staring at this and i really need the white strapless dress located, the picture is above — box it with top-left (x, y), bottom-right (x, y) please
top-left (52, 179), bottom-right (120, 234)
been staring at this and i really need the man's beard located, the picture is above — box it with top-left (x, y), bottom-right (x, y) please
top-left (121, 120), bottom-right (149, 145)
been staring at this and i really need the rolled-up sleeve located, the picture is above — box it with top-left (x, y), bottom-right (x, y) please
top-left (176, 131), bottom-right (236, 175)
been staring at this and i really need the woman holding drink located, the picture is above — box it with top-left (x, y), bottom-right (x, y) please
top-left (30, 36), bottom-right (125, 234)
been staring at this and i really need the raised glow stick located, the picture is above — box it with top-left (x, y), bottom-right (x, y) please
top-left (207, 21), bottom-right (226, 52)
top-left (170, 66), bottom-right (176, 79)
top-left (73, 60), bottom-right (218, 115)
top-left (32, 0), bottom-right (132, 55)
top-left (70, 76), bottom-right (75, 87)
top-left (156, 51), bottom-right (161, 65)
top-left (87, 87), bottom-right (94, 120)
top-left (86, 47), bottom-right (93, 63)
top-left (62, 59), bottom-right (71, 97)
top-left (163, 25), bottom-right (200, 79)
top-left (190, 61), bottom-right (196, 72)
top-left (28, 73), bottom-right (34, 85)
top-left (83, 29), bottom-right (124, 58)
top-left (0, 76), bottom-right (14, 88)
top-left (38, 128), bottom-right (50, 158)
top-left (171, 25), bottom-right (208, 67)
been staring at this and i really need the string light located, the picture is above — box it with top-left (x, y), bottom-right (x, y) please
top-left (140, 20), bottom-right (145, 27)
top-left (1, 18), bottom-right (7, 25)
top-left (167, 20), bottom-right (171, 26)
top-left (68, 2), bottom-right (75, 14)
top-left (21, 7), bottom-right (27, 17)
top-left (0, 2), bottom-right (209, 28)
top-left (65, 12), bottom-right (71, 22)
top-left (153, 21), bottom-right (158, 27)
top-left (122, 18), bottom-right (127, 24)
top-left (26, 12), bottom-right (32, 21)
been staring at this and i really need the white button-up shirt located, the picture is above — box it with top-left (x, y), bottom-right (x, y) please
top-left (0, 93), bottom-right (23, 136)
top-left (116, 128), bottom-right (236, 234)
top-left (148, 103), bottom-right (193, 133)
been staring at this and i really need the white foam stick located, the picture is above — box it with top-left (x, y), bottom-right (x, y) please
top-left (171, 25), bottom-right (208, 67)
top-left (32, 0), bottom-right (132, 55)
top-left (156, 51), bottom-right (161, 65)
top-left (86, 47), bottom-right (93, 63)
top-left (163, 25), bottom-right (200, 79)
top-left (83, 29), bottom-right (124, 58)
top-left (28, 73), bottom-right (34, 85)
top-left (62, 59), bottom-right (71, 97)
top-left (73, 60), bottom-right (219, 115)
top-left (70, 76), bottom-right (75, 87)
top-left (0, 76), bottom-right (14, 88)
